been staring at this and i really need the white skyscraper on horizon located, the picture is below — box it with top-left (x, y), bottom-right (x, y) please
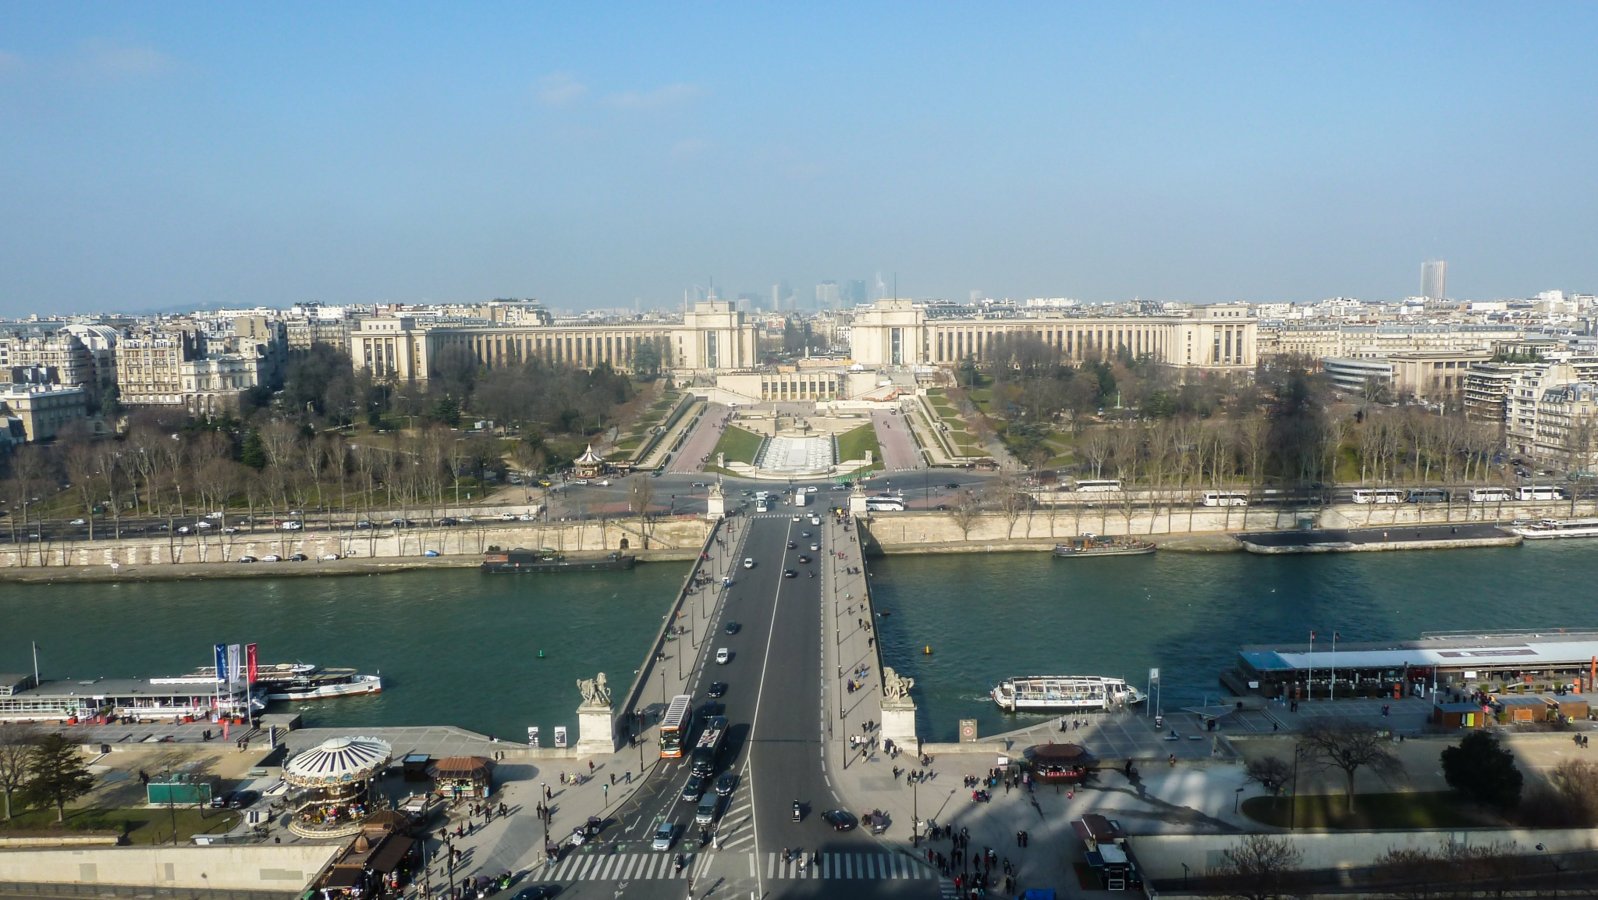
top-left (1421, 259), bottom-right (1447, 301)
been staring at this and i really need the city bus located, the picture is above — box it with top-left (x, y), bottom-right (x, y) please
top-left (1517, 485), bottom-right (1564, 501)
top-left (1468, 487), bottom-right (1513, 502)
top-left (1200, 491), bottom-right (1249, 507)
top-left (1351, 489), bottom-right (1405, 504)
top-left (1407, 488), bottom-right (1450, 503)
top-left (690, 715), bottom-right (728, 776)
top-left (659, 694), bottom-right (694, 759)
top-left (1071, 479), bottom-right (1122, 494)
top-left (864, 495), bottom-right (905, 512)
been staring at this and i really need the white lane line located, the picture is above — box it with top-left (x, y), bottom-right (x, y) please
top-left (746, 516), bottom-right (798, 900)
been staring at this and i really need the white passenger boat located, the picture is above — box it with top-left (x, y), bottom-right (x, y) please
top-left (189, 662), bottom-right (382, 701)
top-left (1507, 518), bottom-right (1598, 540)
top-left (991, 675), bottom-right (1145, 712)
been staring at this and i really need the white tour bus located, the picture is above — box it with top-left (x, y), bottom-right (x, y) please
top-left (1467, 487), bottom-right (1513, 502)
top-left (1071, 479), bottom-right (1123, 494)
top-left (1516, 485), bottom-right (1564, 501)
top-left (864, 495), bottom-right (905, 512)
top-left (1200, 491), bottom-right (1249, 507)
top-left (1351, 488), bottom-right (1406, 504)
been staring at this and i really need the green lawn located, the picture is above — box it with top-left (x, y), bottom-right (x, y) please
top-left (0, 806), bottom-right (241, 845)
top-left (836, 424), bottom-right (881, 464)
top-left (1243, 792), bottom-right (1501, 830)
top-left (711, 425), bottom-right (764, 466)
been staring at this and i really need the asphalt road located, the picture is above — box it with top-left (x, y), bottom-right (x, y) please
top-left (541, 513), bottom-right (937, 900)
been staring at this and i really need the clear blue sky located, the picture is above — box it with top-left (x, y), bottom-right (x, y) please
top-left (1, 3), bottom-right (1594, 316)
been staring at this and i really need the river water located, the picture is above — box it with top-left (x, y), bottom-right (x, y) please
top-left (0, 565), bottom-right (685, 745)
top-left (5, 543), bottom-right (1596, 744)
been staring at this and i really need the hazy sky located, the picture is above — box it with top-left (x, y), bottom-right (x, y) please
top-left (2, 3), bottom-right (1595, 316)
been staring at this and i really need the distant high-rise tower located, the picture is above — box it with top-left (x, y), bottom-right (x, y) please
top-left (1421, 260), bottom-right (1447, 301)
top-left (847, 280), bottom-right (868, 304)
top-left (816, 281), bottom-right (840, 310)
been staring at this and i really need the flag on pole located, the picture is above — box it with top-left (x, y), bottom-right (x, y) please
top-left (1334, 631), bottom-right (1341, 642)
top-left (246, 644), bottom-right (259, 685)
top-left (1309, 630), bottom-right (1317, 641)
top-left (214, 643), bottom-right (228, 683)
top-left (227, 644), bottom-right (242, 688)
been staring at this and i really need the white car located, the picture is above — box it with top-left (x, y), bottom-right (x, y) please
top-left (195, 521), bottom-right (213, 529)
top-left (792, 515), bottom-right (801, 522)
top-left (205, 511), bottom-right (224, 520)
top-left (518, 512), bottom-right (539, 521)
top-left (280, 521), bottom-right (304, 531)
top-left (596, 479), bottom-right (611, 487)
top-left (498, 513), bottom-right (517, 521)
top-left (574, 479), bottom-right (590, 485)
top-left (715, 648), bottom-right (731, 665)
top-left (261, 554), bottom-right (282, 562)
top-left (651, 819), bottom-right (676, 851)
top-left (742, 558), bottom-right (755, 569)
top-left (69, 518), bottom-right (86, 526)
top-left (806, 486), bottom-right (819, 493)
top-left (320, 553), bottom-right (341, 561)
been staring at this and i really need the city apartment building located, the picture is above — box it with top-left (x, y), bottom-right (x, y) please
top-left (1502, 361), bottom-right (1598, 464)
top-left (0, 328), bottom-right (115, 402)
top-left (349, 301), bottom-right (757, 383)
top-left (1531, 381), bottom-right (1598, 472)
top-left (1258, 323), bottom-right (1523, 360)
top-left (115, 326), bottom-right (204, 408)
top-left (0, 382), bottom-right (89, 442)
top-left (847, 300), bottom-right (1257, 372)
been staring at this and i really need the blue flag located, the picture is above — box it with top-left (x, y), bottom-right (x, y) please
top-left (214, 643), bottom-right (228, 683)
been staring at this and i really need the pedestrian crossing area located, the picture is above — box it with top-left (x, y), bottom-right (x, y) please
top-left (764, 851), bottom-right (934, 880)
top-left (539, 850), bottom-right (934, 882)
top-left (541, 851), bottom-right (706, 881)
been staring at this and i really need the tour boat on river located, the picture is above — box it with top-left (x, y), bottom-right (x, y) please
top-left (991, 675), bottom-right (1145, 712)
top-left (1052, 535), bottom-right (1156, 558)
top-left (1507, 518), bottom-right (1598, 540)
top-left (189, 662), bottom-right (382, 701)
top-left (481, 548), bottom-right (637, 573)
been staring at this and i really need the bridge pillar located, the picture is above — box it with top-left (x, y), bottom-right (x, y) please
top-left (706, 482), bottom-right (727, 520)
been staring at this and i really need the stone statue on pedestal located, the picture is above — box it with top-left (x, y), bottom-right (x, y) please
top-left (883, 666), bottom-right (914, 701)
top-left (577, 672), bottom-right (611, 708)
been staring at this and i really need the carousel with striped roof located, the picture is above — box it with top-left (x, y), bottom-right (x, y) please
top-left (284, 736), bottom-right (393, 838)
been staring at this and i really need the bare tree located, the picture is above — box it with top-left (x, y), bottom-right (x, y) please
top-left (1244, 755), bottom-right (1293, 796)
top-left (1297, 718), bottom-right (1405, 814)
top-left (993, 476), bottom-right (1027, 538)
top-left (1215, 833), bottom-right (1304, 900)
top-left (950, 492), bottom-right (982, 541)
top-left (628, 474), bottom-right (655, 516)
top-left (0, 722), bottom-right (38, 819)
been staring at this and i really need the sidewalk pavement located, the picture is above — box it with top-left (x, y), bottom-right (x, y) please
top-left (394, 519), bottom-right (746, 896)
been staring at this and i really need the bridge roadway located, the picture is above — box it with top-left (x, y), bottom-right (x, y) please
top-left (544, 513), bottom-right (939, 900)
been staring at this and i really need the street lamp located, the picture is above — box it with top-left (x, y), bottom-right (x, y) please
top-left (1234, 786), bottom-right (1244, 814)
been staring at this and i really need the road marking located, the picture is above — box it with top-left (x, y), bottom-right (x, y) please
top-left (745, 516), bottom-right (799, 900)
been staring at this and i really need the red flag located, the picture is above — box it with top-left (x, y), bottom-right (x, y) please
top-left (1309, 630), bottom-right (1317, 641)
top-left (246, 644), bottom-right (258, 685)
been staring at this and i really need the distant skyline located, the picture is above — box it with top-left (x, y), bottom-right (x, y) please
top-left (2, 3), bottom-right (1596, 317)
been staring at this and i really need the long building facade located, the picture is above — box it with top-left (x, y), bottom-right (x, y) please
top-left (847, 300), bottom-right (1257, 372)
top-left (350, 301), bottom-right (757, 383)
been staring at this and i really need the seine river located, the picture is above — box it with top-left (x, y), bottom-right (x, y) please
top-left (4, 542), bottom-right (1596, 744)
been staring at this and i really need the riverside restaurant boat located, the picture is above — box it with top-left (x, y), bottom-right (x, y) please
top-left (991, 675), bottom-right (1146, 713)
top-left (481, 548), bottom-right (637, 573)
top-left (189, 662), bottom-right (382, 702)
top-left (0, 672), bottom-right (263, 723)
top-left (1052, 535), bottom-right (1156, 558)
top-left (1507, 518), bottom-right (1598, 540)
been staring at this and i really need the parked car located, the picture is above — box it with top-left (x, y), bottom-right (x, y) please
top-left (355, 520), bottom-right (374, 529)
top-left (69, 518), bottom-right (86, 526)
top-left (320, 553), bottom-right (341, 561)
top-left (237, 556), bottom-right (257, 563)
top-left (261, 554), bottom-right (281, 562)
top-left (288, 553), bottom-right (308, 562)
top-left (280, 521), bottom-right (303, 531)
top-left (221, 526), bottom-right (239, 534)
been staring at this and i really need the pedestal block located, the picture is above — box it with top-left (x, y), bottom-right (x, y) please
top-left (575, 705), bottom-right (616, 756)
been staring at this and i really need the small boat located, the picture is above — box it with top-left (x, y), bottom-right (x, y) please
top-left (481, 549), bottom-right (637, 573)
top-left (1507, 518), bottom-right (1598, 540)
top-left (1053, 534), bottom-right (1155, 557)
top-left (991, 675), bottom-right (1145, 712)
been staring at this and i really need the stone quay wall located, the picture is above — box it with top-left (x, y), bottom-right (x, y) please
top-left (0, 516), bottom-right (714, 570)
top-left (859, 499), bottom-right (1598, 552)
